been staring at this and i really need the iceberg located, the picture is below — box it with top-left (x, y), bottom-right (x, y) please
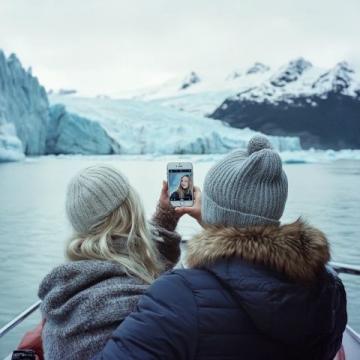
top-left (0, 123), bottom-right (25, 162)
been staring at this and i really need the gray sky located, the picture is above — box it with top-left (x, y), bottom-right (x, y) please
top-left (1, 0), bottom-right (360, 95)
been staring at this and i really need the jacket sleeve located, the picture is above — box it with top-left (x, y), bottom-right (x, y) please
top-left (92, 272), bottom-right (198, 360)
top-left (325, 272), bottom-right (347, 360)
top-left (150, 204), bottom-right (182, 268)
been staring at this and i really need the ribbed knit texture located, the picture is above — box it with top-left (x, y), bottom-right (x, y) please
top-left (202, 136), bottom-right (288, 227)
top-left (66, 165), bottom-right (130, 233)
top-left (39, 260), bottom-right (147, 360)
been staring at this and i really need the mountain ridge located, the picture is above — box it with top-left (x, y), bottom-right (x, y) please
top-left (120, 58), bottom-right (360, 149)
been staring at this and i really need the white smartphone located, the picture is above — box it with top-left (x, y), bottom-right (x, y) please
top-left (167, 162), bottom-right (194, 207)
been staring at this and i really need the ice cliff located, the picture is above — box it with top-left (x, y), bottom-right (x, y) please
top-left (47, 104), bottom-right (117, 155)
top-left (0, 50), bottom-right (49, 161)
top-left (49, 95), bottom-right (301, 155)
top-left (0, 123), bottom-right (24, 162)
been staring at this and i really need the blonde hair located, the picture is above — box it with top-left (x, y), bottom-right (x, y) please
top-left (176, 175), bottom-right (192, 199)
top-left (66, 186), bottom-right (163, 284)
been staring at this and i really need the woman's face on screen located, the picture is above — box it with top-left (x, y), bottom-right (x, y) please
top-left (181, 176), bottom-right (189, 190)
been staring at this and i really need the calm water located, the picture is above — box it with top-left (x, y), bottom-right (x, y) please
top-left (0, 155), bottom-right (359, 356)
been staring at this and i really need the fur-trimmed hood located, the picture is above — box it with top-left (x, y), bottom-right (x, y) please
top-left (186, 219), bottom-right (330, 283)
top-left (184, 220), bottom-right (345, 346)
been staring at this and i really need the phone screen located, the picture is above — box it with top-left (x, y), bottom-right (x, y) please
top-left (168, 167), bottom-right (193, 206)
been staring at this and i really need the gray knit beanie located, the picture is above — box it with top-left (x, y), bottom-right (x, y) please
top-left (202, 136), bottom-right (288, 227)
top-left (66, 165), bottom-right (130, 234)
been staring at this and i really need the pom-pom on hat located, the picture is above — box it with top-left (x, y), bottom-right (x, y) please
top-left (202, 136), bottom-right (288, 227)
top-left (247, 135), bottom-right (273, 154)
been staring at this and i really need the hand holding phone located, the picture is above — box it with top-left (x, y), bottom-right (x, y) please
top-left (174, 186), bottom-right (202, 224)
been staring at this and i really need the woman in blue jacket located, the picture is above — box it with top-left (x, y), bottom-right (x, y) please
top-left (93, 136), bottom-right (347, 360)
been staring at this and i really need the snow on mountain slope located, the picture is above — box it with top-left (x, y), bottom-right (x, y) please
top-left (120, 64), bottom-right (271, 116)
top-left (230, 58), bottom-right (360, 105)
top-left (211, 59), bottom-right (360, 149)
top-left (49, 94), bottom-right (301, 154)
top-left (116, 58), bottom-right (360, 117)
top-left (311, 61), bottom-right (359, 96)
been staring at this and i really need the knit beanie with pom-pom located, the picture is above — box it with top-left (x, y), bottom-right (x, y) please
top-left (201, 136), bottom-right (288, 227)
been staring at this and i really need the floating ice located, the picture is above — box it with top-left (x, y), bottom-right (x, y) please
top-left (0, 123), bottom-right (25, 162)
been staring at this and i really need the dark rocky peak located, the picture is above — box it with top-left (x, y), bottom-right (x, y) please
top-left (270, 57), bottom-right (312, 87)
top-left (180, 71), bottom-right (201, 90)
top-left (226, 70), bottom-right (242, 80)
top-left (335, 61), bottom-right (355, 74)
top-left (246, 62), bottom-right (270, 75)
top-left (312, 61), bottom-right (355, 93)
top-left (331, 62), bottom-right (355, 92)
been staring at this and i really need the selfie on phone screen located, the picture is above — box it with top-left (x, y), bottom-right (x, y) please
top-left (167, 162), bottom-right (194, 207)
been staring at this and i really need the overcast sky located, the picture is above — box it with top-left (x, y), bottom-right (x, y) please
top-left (1, 0), bottom-right (360, 95)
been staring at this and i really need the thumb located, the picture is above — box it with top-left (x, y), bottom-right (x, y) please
top-left (193, 186), bottom-right (202, 203)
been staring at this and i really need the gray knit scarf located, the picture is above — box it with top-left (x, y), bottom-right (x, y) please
top-left (38, 260), bottom-right (148, 360)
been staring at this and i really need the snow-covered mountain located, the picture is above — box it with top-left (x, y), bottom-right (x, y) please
top-left (123, 58), bottom-right (360, 114)
top-left (224, 59), bottom-right (360, 104)
top-left (120, 58), bottom-right (360, 149)
top-left (211, 59), bottom-right (360, 149)
top-left (125, 63), bottom-right (272, 116)
top-left (49, 94), bottom-right (301, 155)
top-left (0, 50), bottom-right (49, 161)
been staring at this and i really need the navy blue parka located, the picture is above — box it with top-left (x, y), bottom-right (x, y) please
top-left (93, 220), bottom-right (347, 360)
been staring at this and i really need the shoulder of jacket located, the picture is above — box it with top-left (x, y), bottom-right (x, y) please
top-left (145, 269), bottom-right (205, 298)
top-left (166, 267), bottom-right (220, 292)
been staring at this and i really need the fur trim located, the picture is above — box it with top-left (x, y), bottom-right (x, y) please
top-left (186, 219), bottom-right (330, 283)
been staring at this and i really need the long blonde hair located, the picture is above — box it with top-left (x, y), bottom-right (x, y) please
top-left (176, 175), bottom-right (192, 198)
top-left (66, 186), bottom-right (163, 284)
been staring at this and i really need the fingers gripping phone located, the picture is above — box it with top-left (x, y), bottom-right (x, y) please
top-left (167, 162), bottom-right (194, 207)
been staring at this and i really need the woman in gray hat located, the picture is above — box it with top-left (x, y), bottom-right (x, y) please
top-left (93, 136), bottom-right (347, 360)
top-left (37, 165), bottom-right (182, 360)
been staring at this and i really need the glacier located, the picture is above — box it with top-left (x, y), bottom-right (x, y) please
top-left (47, 104), bottom-right (117, 155)
top-left (49, 94), bottom-right (301, 155)
top-left (0, 50), bottom-right (49, 160)
top-left (0, 47), bottom-right (302, 161)
top-left (0, 123), bottom-right (25, 162)
top-left (2, 49), bottom-right (360, 160)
